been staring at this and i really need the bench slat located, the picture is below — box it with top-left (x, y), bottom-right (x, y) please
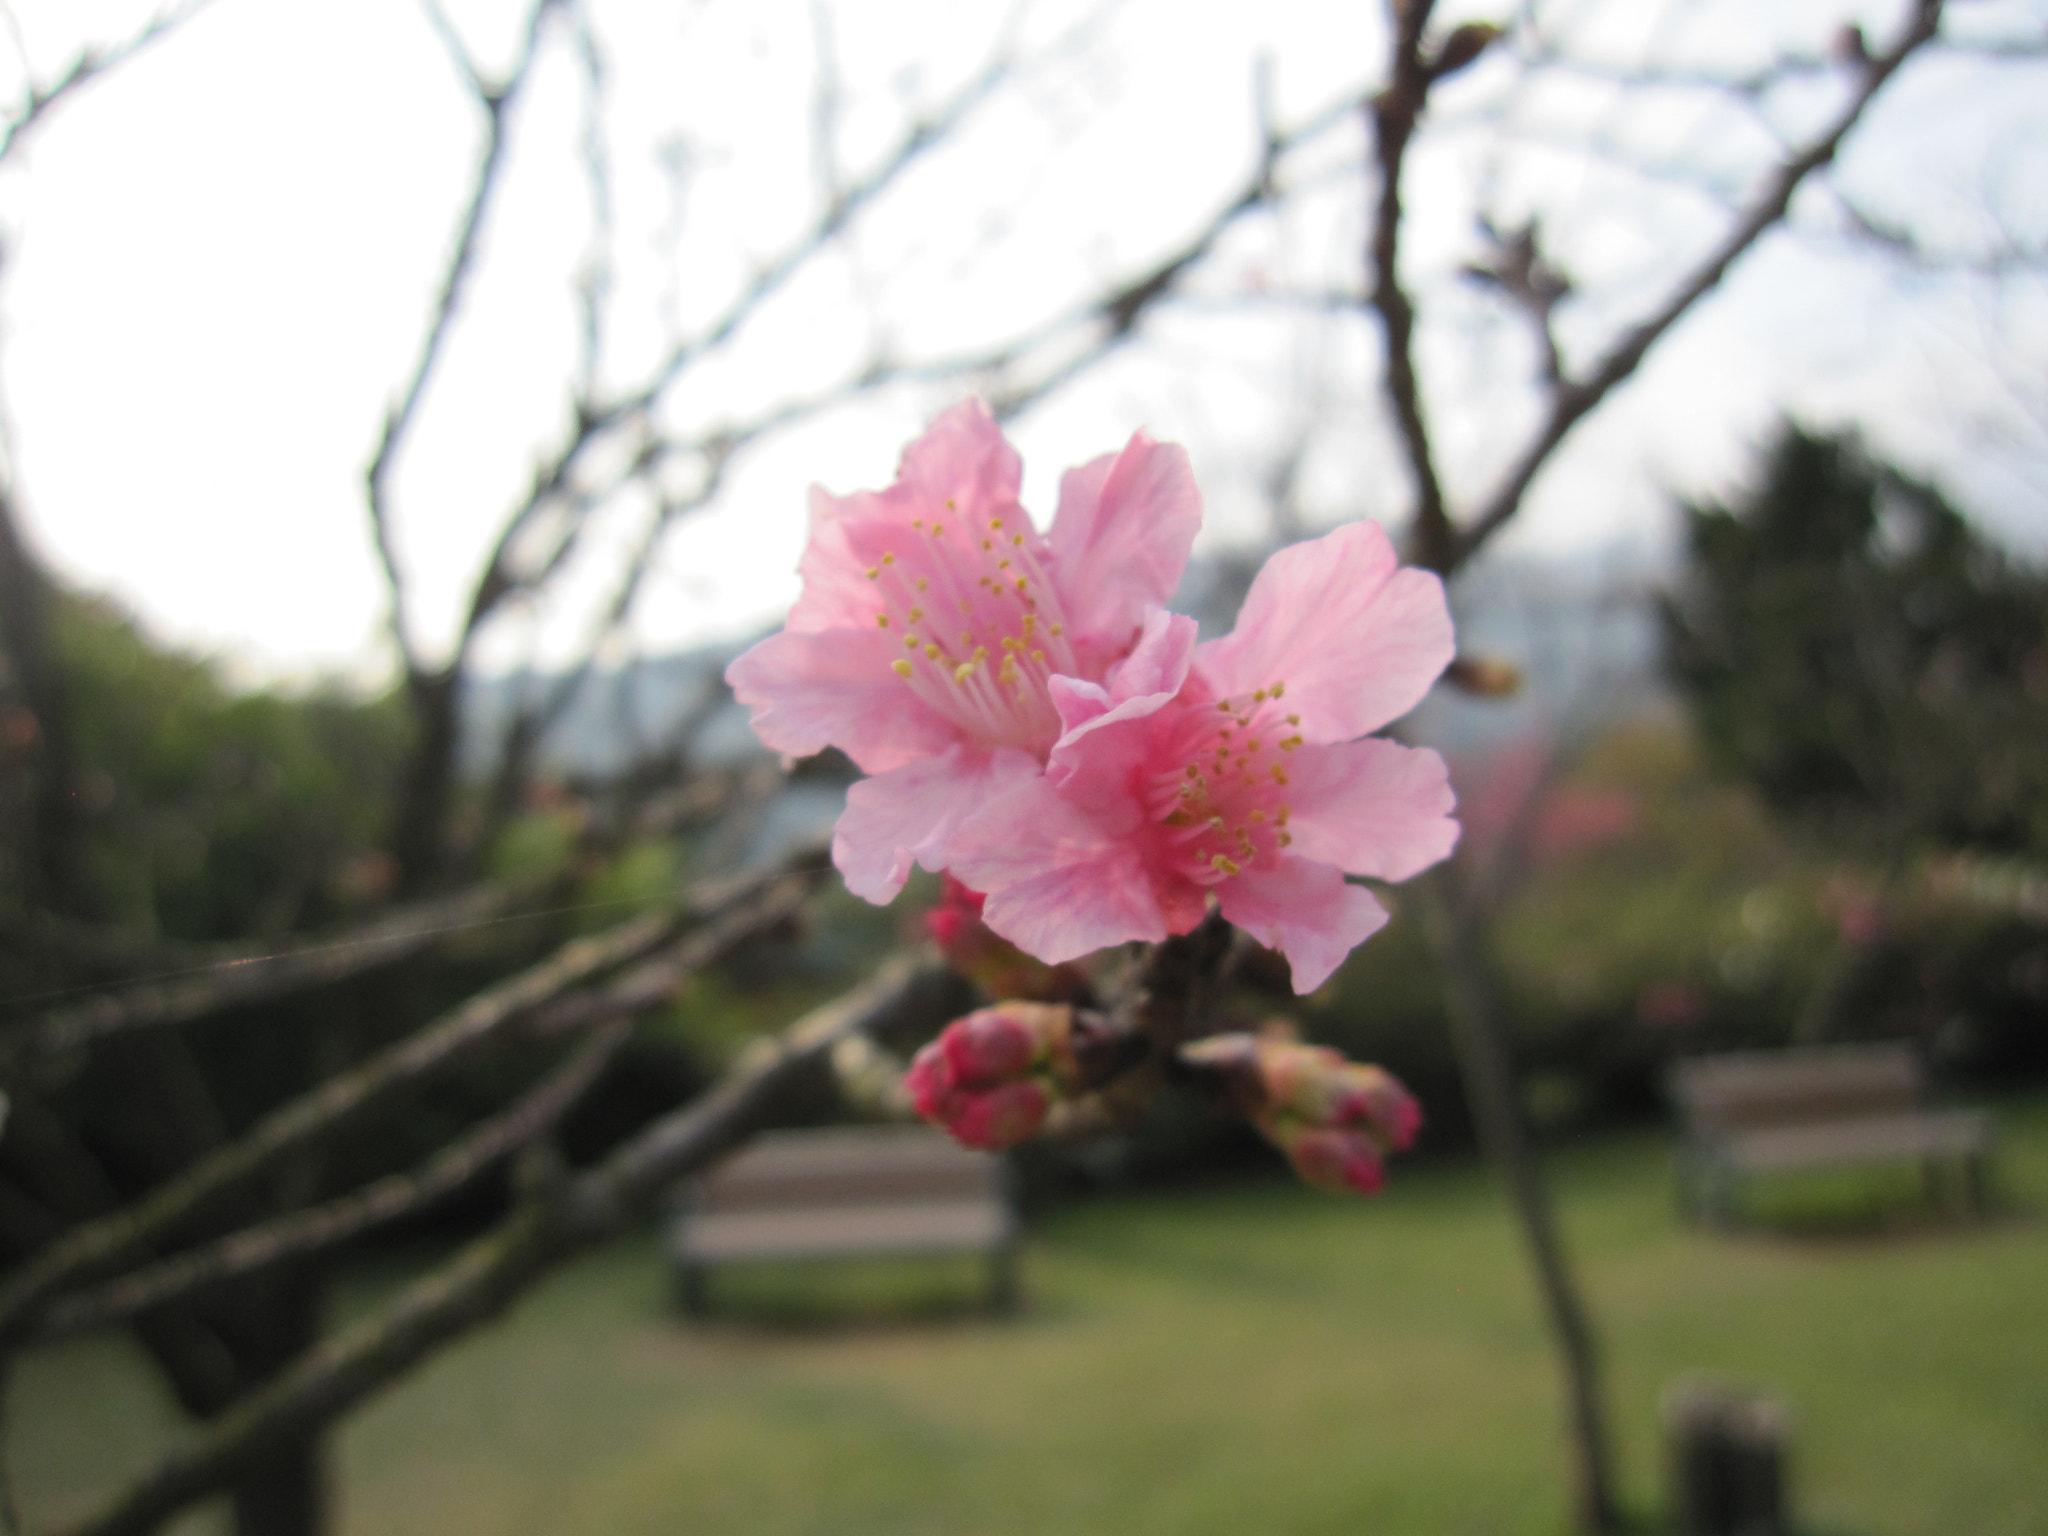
top-left (674, 1200), bottom-right (1015, 1263)
top-left (1717, 1109), bottom-right (1994, 1173)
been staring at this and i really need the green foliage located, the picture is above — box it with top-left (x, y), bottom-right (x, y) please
top-left (1663, 427), bottom-right (2048, 855)
top-left (40, 592), bottom-right (408, 944)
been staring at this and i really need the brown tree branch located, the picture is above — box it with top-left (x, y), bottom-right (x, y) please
top-left (0, 865), bottom-right (814, 1349)
top-left (0, 0), bottom-right (217, 165)
top-left (35, 1019), bottom-right (631, 1339)
top-left (1447, 0), bottom-right (1947, 574)
top-left (6, 880), bottom-right (523, 1054)
top-left (1369, 0), bottom-right (1454, 573)
top-left (365, 0), bottom-right (565, 679)
top-left (50, 958), bottom-right (974, 1536)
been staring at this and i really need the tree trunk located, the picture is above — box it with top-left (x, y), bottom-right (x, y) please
top-left (1419, 866), bottom-right (1623, 1535)
top-left (389, 667), bottom-right (461, 896)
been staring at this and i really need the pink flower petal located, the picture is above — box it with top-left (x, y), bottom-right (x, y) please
top-left (1216, 859), bottom-right (1390, 994)
top-left (833, 747), bottom-right (1039, 903)
top-left (1048, 433), bottom-right (1202, 669)
top-left (1195, 521), bottom-right (1453, 743)
top-left (726, 627), bottom-right (960, 773)
top-left (1278, 738), bottom-right (1460, 881)
top-left (947, 775), bottom-right (1179, 962)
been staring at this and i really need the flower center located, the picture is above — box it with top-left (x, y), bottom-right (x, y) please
top-left (1145, 682), bottom-right (1301, 883)
top-left (865, 505), bottom-right (1082, 756)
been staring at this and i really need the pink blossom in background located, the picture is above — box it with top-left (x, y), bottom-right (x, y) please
top-left (726, 399), bottom-right (1200, 905)
top-left (729, 400), bottom-right (1459, 994)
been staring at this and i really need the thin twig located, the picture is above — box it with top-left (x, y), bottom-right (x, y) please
top-left (1448, 0), bottom-right (1947, 573)
top-left (0, 0), bottom-right (217, 164)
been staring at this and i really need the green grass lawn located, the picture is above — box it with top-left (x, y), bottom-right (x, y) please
top-left (16, 1093), bottom-right (2048, 1536)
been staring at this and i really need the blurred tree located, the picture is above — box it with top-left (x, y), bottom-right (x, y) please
top-left (1663, 426), bottom-right (2048, 1037)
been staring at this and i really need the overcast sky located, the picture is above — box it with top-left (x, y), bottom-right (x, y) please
top-left (2, 0), bottom-right (2043, 687)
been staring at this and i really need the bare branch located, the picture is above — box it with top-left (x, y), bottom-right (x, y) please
top-left (0, 865), bottom-right (815, 1348)
top-left (50, 958), bottom-right (974, 1536)
top-left (35, 1019), bottom-right (629, 1339)
top-left (1370, 0), bottom-right (1455, 571)
top-left (1449, 0), bottom-right (1948, 573)
top-left (0, 0), bottom-right (216, 165)
top-left (7, 881), bottom-right (522, 1056)
top-left (365, 0), bottom-right (564, 677)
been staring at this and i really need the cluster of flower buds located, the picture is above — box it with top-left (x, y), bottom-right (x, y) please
top-left (906, 1001), bottom-right (1143, 1151)
top-left (1180, 1032), bottom-right (1422, 1195)
top-left (925, 876), bottom-right (1092, 1003)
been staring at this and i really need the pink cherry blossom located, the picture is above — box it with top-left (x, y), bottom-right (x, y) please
top-left (725, 399), bottom-right (1201, 904)
top-left (944, 519), bottom-right (1460, 993)
top-left (905, 1001), bottom-right (1077, 1150)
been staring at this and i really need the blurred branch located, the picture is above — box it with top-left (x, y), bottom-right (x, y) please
top-left (1370, 0), bottom-right (1455, 572)
top-left (6, 880), bottom-right (523, 1055)
top-left (35, 1019), bottom-right (631, 1339)
top-left (0, 865), bottom-right (815, 1349)
top-left (0, 0), bottom-right (216, 164)
top-left (50, 957), bottom-right (975, 1536)
top-left (1447, 0), bottom-right (1948, 573)
top-left (366, 0), bottom-right (565, 680)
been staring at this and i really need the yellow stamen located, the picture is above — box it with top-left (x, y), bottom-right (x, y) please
top-left (909, 606), bottom-right (923, 622)
top-left (864, 567), bottom-right (879, 580)
top-left (1271, 681), bottom-right (1286, 698)
top-left (1286, 713), bottom-right (1300, 726)
top-left (1280, 735), bottom-right (1302, 751)
top-left (1211, 854), bottom-right (1241, 876)
top-left (877, 614), bottom-right (890, 628)
top-left (1278, 831), bottom-right (1293, 847)
top-left (891, 659), bottom-right (913, 678)
top-left (1270, 765), bottom-right (1289, 785)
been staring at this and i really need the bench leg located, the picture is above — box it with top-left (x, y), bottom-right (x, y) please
top-left (987, 1243), bottom-right (1020, 1315)
top-left (678, 1262), bottom-right (710, 1319)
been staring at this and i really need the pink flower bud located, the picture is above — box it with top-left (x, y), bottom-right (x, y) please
top-left (1274, 1124), bottom-right (1386, 1195)
top-left (947, 1078), bottom-right (1053, 1151)
top-left (907, 1003), bottom-right (1077, 1151)
top-left (940, 1004), bottom-right (1051, 1087)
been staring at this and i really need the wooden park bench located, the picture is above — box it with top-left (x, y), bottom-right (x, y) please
top-left (1668, 1042), bottom-right (1994, 1227)
top-left (668, 1125), bottom-right (1021, 1316)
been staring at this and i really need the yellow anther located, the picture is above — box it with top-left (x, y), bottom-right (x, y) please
top-left (997, 559), bottom-right (1011, 570)
top-left (865, 567), bottom-right (879, 580)
top-left (1014, 578), bottom-right (1027, 593)
top-left (912, 519), bottom-right (924, 528)
top-left (1022, 614), bottom-right (1036, 636)
top-left (1211, 854), bottom-right (1241, 876)
top-left (1278, 831), bottom-right (1293, 847)
top-left (877, 614), bottom-right (890, 628)
top-left (1164, 809), bottom-right (1193, 826)
top-left (891, 659), bottom-right (913, 678)
top-left (971, 645), bottom-right (988, 660)
top-left (1050, 622), bottom-right (1064, 636)
top-left (909, 606), bottom-right (923, 622)
top-left (1280, 735), bottom-right (1302, 751)
top-left (1207, 815), bottom-right (1225, 830)
top-left (1276, 806), bottom-right (1291, 826)
top-left (1271, 681), bottom-right (1286, 698)
top-left (982, 539), bottom-right (994, 551)
top-left (1216, 700), bottom-right (1233, 713)
top-left (1030, 649), bottom-right (1044, 662)
top-left (915, 577), bottom-right (929, 591)
top-left (954, 661), bottom-right (977, 682)
top-left (961, 632), bottom-right (973, 646)
top-left (1012, 533), bottom-right (1024, 546)
top-left (944, 499), bottom-right (956, 511)
top-left (882, 552), bottom-right (895, 565)
top-left (989, 517), bottom-right (1003, 530)
top-left (1253, 689), bottom-right (1268, 702)
top-left (1250, 810), bottom-right (1266, 823)
top-left (1185, 764), bottom-right (1200, 778)
top-left (1286, 713), bottom-right (1300, 726)
top-left (904, 635), bottom-right (920, 650)
top-left (925, 643), bottom-right (941, 660)
top-left (932, 522), bottom-right (945, 536)
top-left (1270, 765), bottom-right (1289, 785)
top-left (1246, 739), bottom-right (1262, 752)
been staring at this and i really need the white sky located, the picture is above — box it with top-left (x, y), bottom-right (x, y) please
top-left (2, 0), bottom-right (2044, 688)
